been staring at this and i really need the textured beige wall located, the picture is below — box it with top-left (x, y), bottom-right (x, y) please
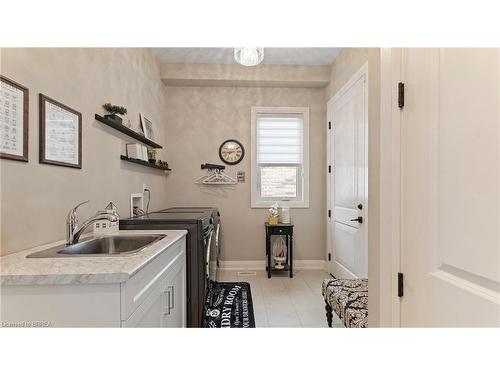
top-left (326, 48), bottom-right (381, 326)
top-left (0, 48), bottom-right (170, 255)
top-left (162, 86), bottom-right (326, 261)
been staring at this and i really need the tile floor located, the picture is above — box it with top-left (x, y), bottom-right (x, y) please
top-left (218, 269), bottom-right (344, 328)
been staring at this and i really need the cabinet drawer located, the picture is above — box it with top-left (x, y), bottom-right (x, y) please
top-left (121, 236), bottom-right (186, 320)
top-left (267, 226), bottom-right (293, 235)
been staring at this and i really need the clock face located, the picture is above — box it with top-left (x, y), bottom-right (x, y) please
top-left (219, 139), bottom-right (245, 165)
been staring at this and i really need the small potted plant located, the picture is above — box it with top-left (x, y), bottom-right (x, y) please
top-left (147, 148), bottom-right (157, 164)
top-left (102, 103), bottom-right (127, 125)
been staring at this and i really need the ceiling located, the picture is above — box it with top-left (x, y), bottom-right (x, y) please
top-left (152, 48), bottom-right (341, 66)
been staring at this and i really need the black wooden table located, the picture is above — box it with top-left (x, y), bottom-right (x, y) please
top-left (265, 223), bottom-right (294, 278)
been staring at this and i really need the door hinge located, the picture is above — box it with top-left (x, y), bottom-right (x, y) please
top-left (328, 209), bottom-right (331, 218)
top-left (397, 272), bottom-right (404, 297)
top-left (328, 253), bottom-right (331, 261)
top-left (328, 165), bottom-right (331, 173)
top-left (398, 82), bottom-right (405, 109)
top-left (328, 121), bottom-right (331, 130)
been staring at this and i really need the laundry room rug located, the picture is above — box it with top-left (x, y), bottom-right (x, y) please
top-left (203, 282), bottom-right (255, 328)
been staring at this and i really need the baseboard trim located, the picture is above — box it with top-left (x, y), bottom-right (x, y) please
top-left (219, 260), bottom-right (326, 271)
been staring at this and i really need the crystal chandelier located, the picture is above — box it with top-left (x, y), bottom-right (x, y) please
top-left (234, 48), bottom-right (264, 66)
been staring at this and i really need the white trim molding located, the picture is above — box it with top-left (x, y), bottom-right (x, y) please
top-left (379, 48), bottom-right (402, 327)
top-left (218, 260), bottom-right (325, 271)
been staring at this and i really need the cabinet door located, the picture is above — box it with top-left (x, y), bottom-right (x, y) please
top-left (122, 280), bottom-right (168, 327)
top-left (164, 255), bottom-right (186, 328)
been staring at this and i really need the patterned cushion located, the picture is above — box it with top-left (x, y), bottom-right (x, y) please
top-left (322, 278), bottom-right (368, 328)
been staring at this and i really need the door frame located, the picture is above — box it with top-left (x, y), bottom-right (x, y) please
top-left (379, 48), bottom-right (402, 327)
top-left (326, 62), bottom-right (369, 279)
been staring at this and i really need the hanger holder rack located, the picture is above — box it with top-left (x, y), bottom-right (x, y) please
top-left (195, 162), bottom-right (237, 185)
top-left (201, 163), bottom-right (225, 170)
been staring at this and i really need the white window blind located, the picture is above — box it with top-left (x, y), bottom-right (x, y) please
top-left (251, 107), bottom-right (309, 208)
top-left (256, 116), bottom-right (304, 164)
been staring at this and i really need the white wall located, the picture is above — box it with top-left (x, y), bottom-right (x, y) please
top-left (162, 85), bottom-right (326, 262)
top-left (0, 48), bottom-right (170, 255)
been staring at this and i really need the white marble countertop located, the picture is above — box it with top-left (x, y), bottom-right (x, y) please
top-left (0, 230), bottom-right (187, 286)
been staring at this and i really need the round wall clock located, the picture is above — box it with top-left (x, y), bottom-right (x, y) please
top-left (219, 139), bottom-right (245, 165)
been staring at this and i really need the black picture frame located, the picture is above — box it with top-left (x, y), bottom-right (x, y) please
top-left (39, 94), bottom-right (82, 169)
top-left (0, 75), bottom-right (29, 162)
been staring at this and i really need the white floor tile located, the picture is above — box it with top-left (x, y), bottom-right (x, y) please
top-left (259, 277), bottom-right (286, 293)
top-left (289, 292), bottom-right (324, 309)
top-left (266, 306), bottom-right (301, 327)
top-left (263, 292), bottom-right (293, 309)
top-left (282, 277), bottom-right (313, 294)
top-left (253, 303), bottom-right (269, 328)
top-left (218, 270), bottom-right (239, 282)
top-left (295, 306), bottom-right (328, 326)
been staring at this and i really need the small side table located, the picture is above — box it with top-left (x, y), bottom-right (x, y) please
top-left (265, 223), bottom-right (294, 278)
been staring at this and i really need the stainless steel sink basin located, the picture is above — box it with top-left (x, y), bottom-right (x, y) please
top-left (27, 234), bottom-right (166, 258)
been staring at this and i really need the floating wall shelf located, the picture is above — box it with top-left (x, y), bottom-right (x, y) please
top-left (95, 114), bottom-right (163, 149)
top-left (120, 155), bottom-right (171, 171)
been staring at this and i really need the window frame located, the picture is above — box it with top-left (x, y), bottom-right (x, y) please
top-left (251, 106), bottom-right (310, 208)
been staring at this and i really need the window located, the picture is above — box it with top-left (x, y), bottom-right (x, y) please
top-left (251, 107), bottom-right (309, 208)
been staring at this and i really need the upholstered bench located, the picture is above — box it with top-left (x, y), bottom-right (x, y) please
top-left (322, 278), bottom-right (368, 328)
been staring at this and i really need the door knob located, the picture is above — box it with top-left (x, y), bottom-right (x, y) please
top-left (350, 216), bottom-right (363, 224)
top-left (357, 203), bottom-right (363, 210)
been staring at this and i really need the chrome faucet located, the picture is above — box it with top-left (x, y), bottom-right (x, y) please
top-left (66, 201), bottom-right (119, 245)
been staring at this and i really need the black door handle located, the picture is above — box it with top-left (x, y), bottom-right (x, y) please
top-left (350, 216), bottom-right (363, 224)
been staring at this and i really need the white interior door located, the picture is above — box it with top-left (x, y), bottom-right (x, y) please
top-left (400, 48), bottom-right (500, 327)
top-left (327, 65), bottom-right (368, 279)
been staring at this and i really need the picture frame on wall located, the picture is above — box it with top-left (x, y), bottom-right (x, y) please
top-left (140, 113), bottom-right (155, 141)
top-left (39, 94), bottom-right (82, 169)
top-left (0, 75), bottom-right (29, 162)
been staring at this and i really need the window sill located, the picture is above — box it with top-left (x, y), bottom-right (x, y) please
top-left (251, 201), bottom-right (310, 209)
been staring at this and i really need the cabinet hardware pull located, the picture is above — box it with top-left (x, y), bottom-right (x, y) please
top-left (168, 286), bottom-right (175, 310)
top-left (164, 290), bottom-right (171, 315)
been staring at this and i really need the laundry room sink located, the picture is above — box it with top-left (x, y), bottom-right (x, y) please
top-left (27, 234), bottom-right (166, 258)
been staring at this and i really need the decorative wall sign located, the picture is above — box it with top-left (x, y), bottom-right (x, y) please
top-left (0, 75), bottom-right (29, 162)
top-left (140, 113), bottom-right (155, 141)
top-left (39, 94), bottom-right (82, 168)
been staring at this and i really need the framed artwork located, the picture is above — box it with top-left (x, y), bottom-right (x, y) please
top-left (140, 113), bottom-right (155, 141)
top-left (39, 94), bottom-right (82, 169)
top-left (0, 75), bottom-right (29, 162)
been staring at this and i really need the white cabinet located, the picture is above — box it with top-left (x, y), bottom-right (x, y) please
top-left (0, 235), bottom-right (187, 328)
top-left (164, 256), bottom-right (186, 327)
top-left (123, 280), bottom-right (167, 327)
top-left (123, 249), bottom-right (186, 328)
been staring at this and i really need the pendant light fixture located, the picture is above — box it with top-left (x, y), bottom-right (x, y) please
top-left (234, 48), bottom-right (264, 66)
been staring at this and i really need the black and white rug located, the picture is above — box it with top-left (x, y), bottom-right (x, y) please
top-left (203, 282), bottom-right (255, 328)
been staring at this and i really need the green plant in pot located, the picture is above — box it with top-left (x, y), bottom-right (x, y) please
top-left (147, 148), bottom-right (157, 164)
top-left (103, 103), bottom-right (127, 124)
